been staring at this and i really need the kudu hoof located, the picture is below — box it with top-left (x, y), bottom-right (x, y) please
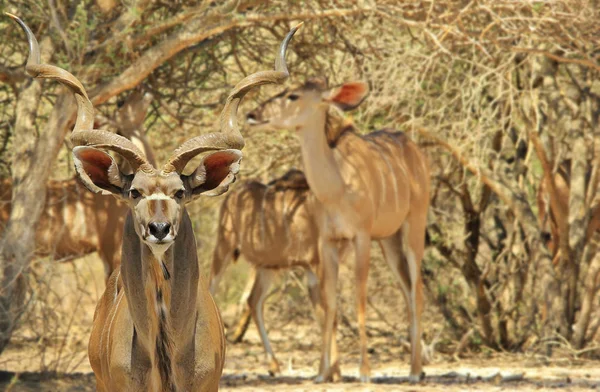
top-left (268, 359), bottom-right (281, 377)
top-left (314, 365), bottom-right (341, 383)
top-left (408, 371), bottom-right (425, 383)
top-left (226, 331), bottom-right (244, 344)
top-left (359, 362), bottom-right (370, 383)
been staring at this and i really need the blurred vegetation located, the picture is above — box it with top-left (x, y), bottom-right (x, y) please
top-left (1, 0), bottom-right (600, 365)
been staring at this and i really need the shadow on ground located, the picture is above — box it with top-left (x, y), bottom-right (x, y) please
top-left (0, 370), bottom-right (598, 391)
top-left (0, 371), bottom-right (95, 392)
top-left (220, 371), bottom-right (597, 390)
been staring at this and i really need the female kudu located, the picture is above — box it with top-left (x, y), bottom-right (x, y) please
top-left (209, 169), bottom-right (323, 376)
top-left (246, 78), bottom-right (430, 382)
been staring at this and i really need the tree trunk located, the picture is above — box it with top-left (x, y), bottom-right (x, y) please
top-left (0, 36), bottom-right (70, 354)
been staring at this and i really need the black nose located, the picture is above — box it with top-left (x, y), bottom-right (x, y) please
top-left (149, 222), bottom-right (171, 241)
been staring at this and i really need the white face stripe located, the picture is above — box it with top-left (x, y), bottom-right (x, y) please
top-left (145, 193), bottom-right (172, 201)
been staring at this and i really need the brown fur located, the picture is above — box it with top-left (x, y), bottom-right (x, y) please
top-left (325, 110), bottom-right (354, 147)
top-left (90, 211), bottom-right (225, 392)
top-left (210, 170), bottom-right (322, 374)
top-left (0, 178), bottom-right (126, 279)
top-left (245, 79), bottom-right (430, 382)
top-left (211, 169), bottom-right (317, 273)
top-left (267, 168), bottom-right (310, 190)
top-left (148, 260), bottom-right (175, 391)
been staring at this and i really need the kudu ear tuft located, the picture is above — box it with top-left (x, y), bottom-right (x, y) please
top-left (327, 82), bottom-right (369, 111)
top-left (73, 146), bottom-right (127, 195)
top-left (187, 149), bottom-right (243, 197)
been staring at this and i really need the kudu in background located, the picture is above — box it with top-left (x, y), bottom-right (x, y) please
top-left (210, 169), bottom-right (323, 376)
top-left (246, 78), bottom-right (430, 382)
top-left (0, 89), bottom-right (155, 280)
top-left (537, 161), bottom-right (600, 264)
top-left (9, 13), bottom-right (300, 391)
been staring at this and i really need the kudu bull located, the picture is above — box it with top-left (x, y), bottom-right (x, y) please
top-left (209, 169), bottom-right (323, 375)
top-left (9, 13), bottom-right (300, 391)
top-left (0, 90), bottom-right (155, 280)
top-left (246, 78), bottom-right (430, 382)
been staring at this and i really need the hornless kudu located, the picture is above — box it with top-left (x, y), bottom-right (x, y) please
top-left (0, 89), bottom-right (155, 280)
top-left (246, 78), bottom-right (430, 382)
top-left (9, 13), bottom-right (300, 391)
top-left (209, 169), bottom-right (322, 375)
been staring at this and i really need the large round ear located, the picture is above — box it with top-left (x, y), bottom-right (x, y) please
top-left (325, 82), bottom-right (369, 111)
top-left (72, 146), bottom-right (129, 195)
top-left (185, 149), bottom-right (243, 198)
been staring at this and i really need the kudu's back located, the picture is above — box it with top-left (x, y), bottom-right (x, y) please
top-left (214, 170), bottom-right (318, 270)
top-left (332, 129), bottom-right (430, 238)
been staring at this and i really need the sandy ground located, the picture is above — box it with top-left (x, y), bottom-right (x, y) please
top-left (2, 346), bottom-right (599, 391)
top-left (0, 255), bottom-right (599, 391)
top-left (217, 323), bottom-right (600, 391)
top-left (2, 317), bottom-right (599, 391)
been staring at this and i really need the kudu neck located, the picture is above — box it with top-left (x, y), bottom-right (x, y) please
top-left (120, 210), bottom-right (200, 353)
top-left (297, 106), bottom-right (346, 204)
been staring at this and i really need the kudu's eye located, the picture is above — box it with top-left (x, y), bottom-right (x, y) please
top-left (287, 94), bottom-right (299, 101)
top-left (174, 190), bottom-right (185, 199)
top-left (130, 189), bottom-right (142, 199)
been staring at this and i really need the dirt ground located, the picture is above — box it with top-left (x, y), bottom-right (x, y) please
top-left (218, 325), bottom-right (600, 391)
top-left (2, 335), bottom-right (599, 391)
top-left (0, 256), bottom-right (599, 391)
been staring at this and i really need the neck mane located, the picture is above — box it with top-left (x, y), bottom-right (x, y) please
top-left (121, 211), bottom-right (199, 392)
top-left (143, 245), bottom-right (175, 391)
top-left (324, 107), bottom-right (354, 147)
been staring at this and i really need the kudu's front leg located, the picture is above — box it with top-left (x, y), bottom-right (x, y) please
top-left (355, 232), bottom-right (372, 382)
top-left (227, 268), bottom-right (257, 343)
top-left (247, 268), bottom-right (281, 376)
top-left (315, 238), bottom-right (341, 383)
top-left (306, 267), bottom-right (339, 378)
